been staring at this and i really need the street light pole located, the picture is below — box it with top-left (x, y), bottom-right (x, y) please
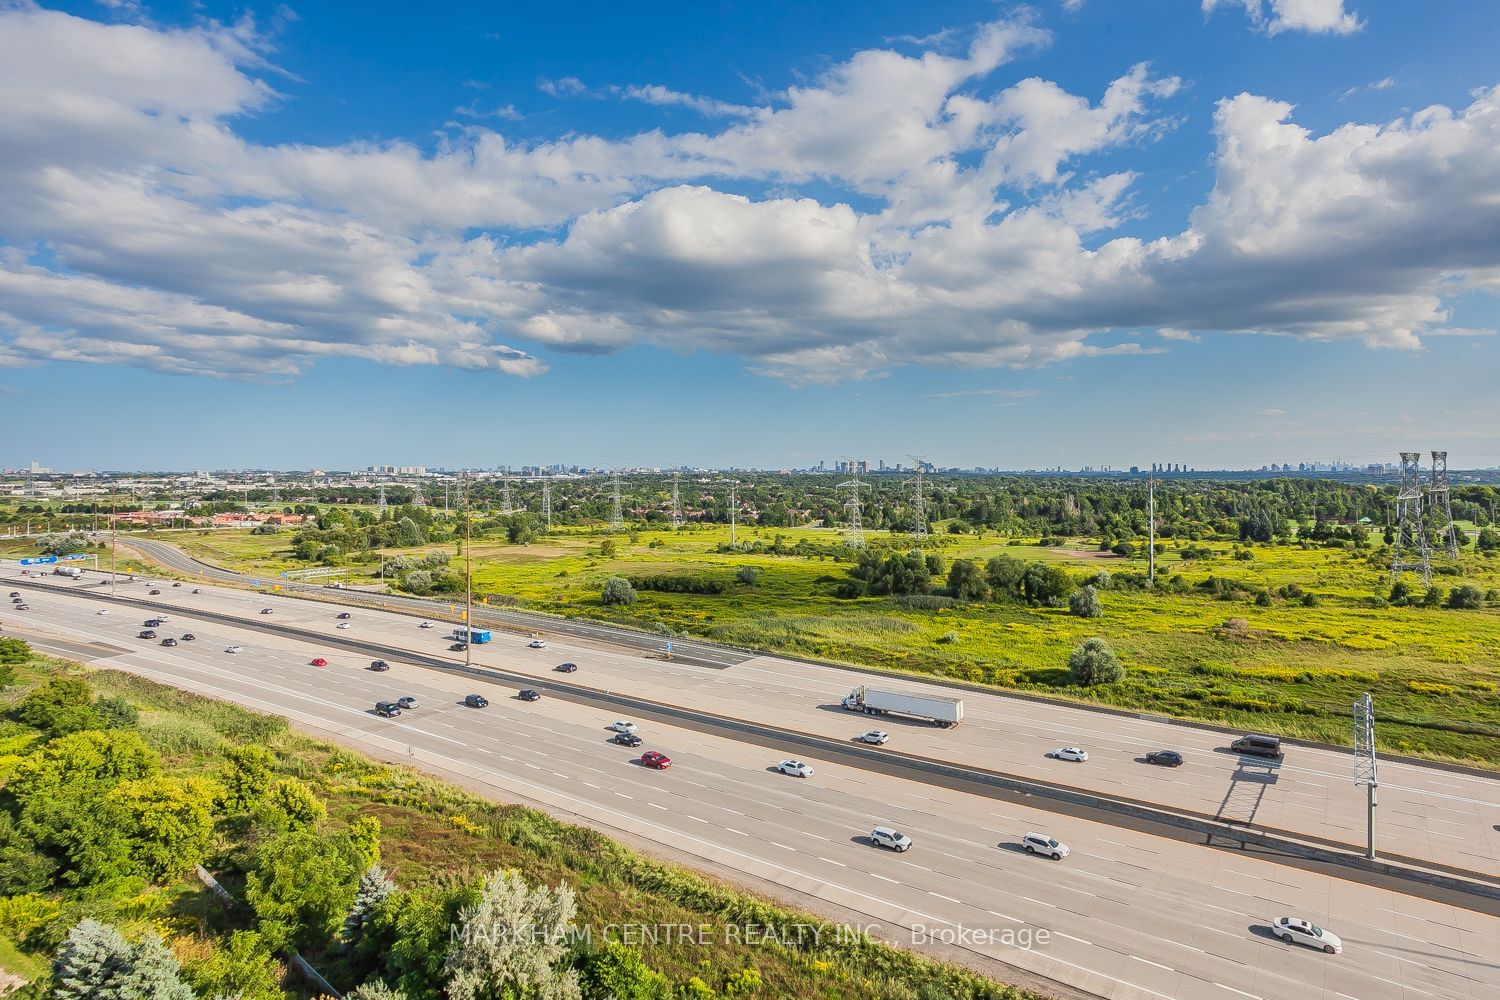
top-left (110, 491), bottom-right (117, 598)
top-left (1353, 692), bottom-right (1378, 860)
top-left (463, 470), bottom-right (473, 670)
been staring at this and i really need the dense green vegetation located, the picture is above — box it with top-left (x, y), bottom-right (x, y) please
top-left (0, 642), bottom-right (1041, 999)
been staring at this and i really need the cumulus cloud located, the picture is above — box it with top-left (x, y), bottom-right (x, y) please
top-left (0, 6), bottom-right (1495, 386)
top-left (1203, 0), bottom-right (1363, 36)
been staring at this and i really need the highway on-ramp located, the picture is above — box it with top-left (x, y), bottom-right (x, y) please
top-left (7, 579), bottom-right (1500, 1000)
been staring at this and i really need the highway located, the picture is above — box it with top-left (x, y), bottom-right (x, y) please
top-left (6, 578), bottom-right (1500, 1000)
top-left (59, 543), bottom-right (1500, 883)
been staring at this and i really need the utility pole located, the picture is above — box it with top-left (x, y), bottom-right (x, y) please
top-left (1353, 693), bottom-right (1378, 860)
top-left (110, 490), bottom-right (117, 597)
top-left (1147, 477), bottom-right (1156, 586)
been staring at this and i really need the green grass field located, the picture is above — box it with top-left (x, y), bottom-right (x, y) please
top-left (97, 523), bottom-right (1500, 767)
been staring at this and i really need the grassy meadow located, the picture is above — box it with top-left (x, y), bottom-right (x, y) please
top-left (110, 522), bottom-right (1500, 766)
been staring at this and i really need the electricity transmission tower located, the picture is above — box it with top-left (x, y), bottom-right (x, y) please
top-left (838, 461), bottom-right (869, 548)
top-left (609, 469), bottom-right (624, 531)
top-left (1353, 693), bottom-right (1378, 859)
top-left (541, 480), bottom-right (552, 531)
top-left (376, 482), bottom-right (385, 513)
top-left (908, 455), bottom-right (928, 541)
top-left (1429, 451), bottom-right (1460, 559)
top-left (1391, 452), bottom-right (1431, 585)
top-left (500, 472), bottom-right (516, 515)
top-left (1147, 477), bottom-right (1156, 586)
top-left (722, 480), bottom-right (740, 546)
top-left (670, 470), bottom-right (683, 528)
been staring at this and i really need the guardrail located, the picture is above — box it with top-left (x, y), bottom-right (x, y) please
top-left (26, 576), bottom-right (1500, 911)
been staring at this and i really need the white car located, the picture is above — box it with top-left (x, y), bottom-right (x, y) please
top-left (155, 614), bottom-right (170, 622)
top-left (1273, 917), bottom-right (1343, 954)
top-left (528, 638), bottom-right (547, 649)
top-left (609, 721), bottom-right (638, 734)
top-left (777, 759), bottom-right (814, 778)
top-left (1051, 747), bottom-right (1089, 762)
top-left (1021, 832), bottom-right (1070, 860)
top-left (871, 826), bottom-right (912, 852)
top-left (225, 645), bottom-right (244, 654)
top-left (860, 730), bottom-right (890, 745)
top-left (419, 621), bottom-right (434, 629)
top-left (96, 609), bottom-right (110, 615)
top-left (336, 622), bottom-right (351, 630)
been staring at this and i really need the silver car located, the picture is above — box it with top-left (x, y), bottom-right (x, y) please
top-left (1273, 917), bottom-right (1343, 954)
top-left (1021, 832), bottom-right (1070, 860)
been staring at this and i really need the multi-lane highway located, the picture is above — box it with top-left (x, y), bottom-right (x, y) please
top-left (7, 576), bottom-right (1500, 1000)
top-left (65, 544), bottom-right (1500, 882)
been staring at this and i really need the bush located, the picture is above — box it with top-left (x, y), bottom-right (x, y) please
top-left (601, 577), bottom-right (637, 606)
top-left (735, 566), bottom-right (759, 585)
top-left (0, 637), bottom-right (32, 665)
top-left (1068, 585), bottom-right (1102, 618)
top-left (935, 631), bottom-right (959, 645)
top-left (1447, 584), bottom-right (1484, 610)
top-left (1067, 638), bottom-right (1125, 686)
top-left (16, 678), bottom-right (98, 736)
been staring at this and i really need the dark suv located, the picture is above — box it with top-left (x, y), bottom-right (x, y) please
top-left (464, 694), bottom-right (489, 708)
top-left (375, 701), bottom-right (402, 718)
top-left (139, 630), bottom-right (157, 639)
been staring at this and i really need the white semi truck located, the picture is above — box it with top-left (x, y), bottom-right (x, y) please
top-left (842, 685), bottom-right (964, 728)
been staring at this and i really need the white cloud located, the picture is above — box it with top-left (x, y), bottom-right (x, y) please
top-left (618, 85), bottom-right (755, 118)
top-left (0, 7), bottom-right (1496, 388)
top-left (1203, 0), bottom-right (1363, 36)
top-left (537, 76), bottom-right (588, 97)
top-left (453, 102), bottom-right (522, 121)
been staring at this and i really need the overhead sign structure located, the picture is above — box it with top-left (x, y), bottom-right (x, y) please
top-left (18, 556), bottom-right (58, 565)
top-left (60, 554), bottom-right (91, 562)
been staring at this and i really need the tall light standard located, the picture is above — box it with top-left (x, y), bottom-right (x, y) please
top-left (110, 488), bottom-right (118, 597)
top-left (462, 470), bottom-right (473, 670)
top-left (1353, 693), bottom-right (1378, 860)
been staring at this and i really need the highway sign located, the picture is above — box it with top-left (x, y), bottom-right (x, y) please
top-left (59, 554), bottom-right (90, 562)
top-left (19, 556), bottom-right (58, 565)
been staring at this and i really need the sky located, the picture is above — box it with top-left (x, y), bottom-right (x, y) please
top-left (1, 0), bottom-right (1499, 472)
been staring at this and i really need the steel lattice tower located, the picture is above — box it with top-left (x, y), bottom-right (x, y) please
top-left (1429, 451), bottom-right (1460, 559)
top-left (908, 455), bottom-right (928, 541)
top-left (1391, 451), bottom-right (1431, 585)
top-left (838, 460), bottom-right (868, 548)
top-left (1352, 693), bottom-right (1378, 859)
top-left (670, 470), bottom-right (683, 528)
top-left (541, 480), bottom-right (552, 530)
top-left (377, 482), bottom-right (385, 514)
top-left (609, 469), bottom-right (624, 531)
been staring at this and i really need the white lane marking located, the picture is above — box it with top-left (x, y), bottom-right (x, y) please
top-left (769, 842), bottom-right (797, 852)
top-left (1019, 896), bottom-right (1056, 908)
top-left (1055, 931), bottom-right (1091, 945)
top-left (870, 873), bottom-right (899, 884)
top-left (1132, 956), bottom-right (1173, 972)
top-left (818, 857), bottom-right (848, 868)
top-left (929, 891), bottom-right (961, 903)
top-left (1213, 985), bottom-right (1262, 1000)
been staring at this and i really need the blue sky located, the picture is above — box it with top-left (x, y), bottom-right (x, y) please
top-left (2, 0), bottom-right (1498, 471)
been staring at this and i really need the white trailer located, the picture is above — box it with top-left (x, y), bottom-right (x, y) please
top-left (841, 685), bottom-right (964, 727)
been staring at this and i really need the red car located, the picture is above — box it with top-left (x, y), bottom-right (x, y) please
top-left (310, 658), bottom-right (328, 667)
top-left (640, 751), bottom-right (672, 769)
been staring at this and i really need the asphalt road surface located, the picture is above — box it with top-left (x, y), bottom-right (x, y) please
top-left (43, 547), bottom-right (1500, 883)
top-left (7, 579), bottom-right (1500, 1000)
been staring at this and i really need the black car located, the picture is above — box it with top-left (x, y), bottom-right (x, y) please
top-left (181, 633), bottom-right (196, 641)
top-left (139, 630), bottom-right (157, 639)
top-left (449, 642), bottom-right (468, 651)
top-left (7, 592), bottom-right (17, 598)
top-left (260, 608), bottom-right (274, 615)
top-left (518, 689), bottom-right (541, 702)
top-left (337, 612), bottom-right (352, 620)
top-left (375, 701), bottom-right (402, 718)
top-left (613, 732), bottom-right (643, 748)
top-left (161, 638), bottom-right (178, 647)
top-left (10, 597), bottom-right (22, 604)
top-left (464, 694), bottom-right (489, 708)
top-left (1146, 750), bottom-right (1184, 767)
top-left (172, 582), bottom-right (181, 587)
top-left (369, 660), bottom-right (390, 672)
top-left (14, 604), bottom-right (27, 610)
top-left (555, 662), bottom-right (578, 673)
top-left (145, 619), bottom-right (161, 627)
top-left (149, 589), bottom-right (161, 595)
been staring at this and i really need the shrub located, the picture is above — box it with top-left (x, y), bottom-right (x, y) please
top-left (1067, 638), bottom-right (1125, 686)
top-left (735, 566), bottom-right (759, 585)
top-left (16, 678), bottom-right (98, 736)
top-left (1254, 592), bottom-right (1273, 607)
top-left (1447, 585), bottom-right (1484, 610)
top-left (1300, 592), bottom-right (1321, 607)
top-left (935, 631), bottom-right (959, 645)
top-left (1068, 585), bottom-right (1102, 618)
top-left (601, 577), bottom-right (637, 606)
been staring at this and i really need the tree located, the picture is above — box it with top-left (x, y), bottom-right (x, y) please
top-left (1421, 586), bottom-right (1446, 608)
top-left (347, 983), bottom-right (411, 1000)
top-left (93, 697), bottom-right (138, 730)
top-left (1067, 638), bottom-right (1125, 686)
top-left (1068, 584), bottom-right (1102, 619)
top-left (51, 919), bottom-right (132, 1000)
top-left (342, 864), bottom-right (396, 950)
top-left (255, 778), bottom-right (327, 833)
top-left (599, 540), bottom-right (617, 558)
top-left (444, 869), bottom-right (582, 1000)
top-left (52, 920), bottom-right (192, 1000)
top-left (1447, 584), bottom-right (1484, 610)
top-left (735, 566), bottom-right (759, 585)
top-left (36, 532), bottom-right (92, 557)
top-left (107, 775), bottom-right (218, 880)
top-left (1021, 562), bottom-right (1074, 606)
top-left (507, 515), bottom-right (537, 545)
top-left (183, 930), bottom-right (285, 1000)
top-left (1389, 580), bottom-right (1413, 606)
top-left (1479, 527), bottom-right (1500, 551)
top-left (246, 826), bottom-right (368, 951)
top-left (0, 635), bottom-right (31, 664)
top-left (221, 744), bottom-right (275, 815)
top-left (946, 559), bottom-right (988, 601)
top-left (395, 516), bottom-right (426, 547)
top-left (601, 577), bottom-right (636, 606)
top-left (582, 941), bottom-right (670, 1000)
top-left (17, 677), bottom-right (99, 736)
